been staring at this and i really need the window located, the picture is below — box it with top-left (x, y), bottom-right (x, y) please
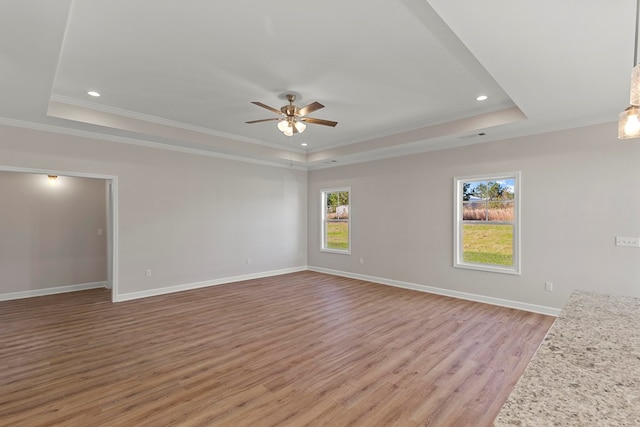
top-left (321, 187), bottom-right (351, 254)
top-left (454, 172), bottom-right (520, 274)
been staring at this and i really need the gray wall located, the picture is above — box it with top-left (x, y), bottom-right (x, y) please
top-left (3, 120), bottom-right (638, 311)
top-left (0, 171), bottom-right (107, 293)
top-left (308, 122), bottom-right (640, 310)
top-left (0, 124), bottom-right (307, 299)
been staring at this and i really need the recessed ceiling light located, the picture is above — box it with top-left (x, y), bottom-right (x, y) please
top-left (301, 143), bottom-right (308, 147)
top-left (476, 95), bottom-right (488, 101)
top-left (87, 91), bottom-right (101, 97)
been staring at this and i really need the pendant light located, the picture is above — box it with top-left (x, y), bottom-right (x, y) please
top-left (619, 0), bottom-right (640, 139)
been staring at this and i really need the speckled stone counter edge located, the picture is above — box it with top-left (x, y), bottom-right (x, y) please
top-left (494, 290), bottom-right (640, 426)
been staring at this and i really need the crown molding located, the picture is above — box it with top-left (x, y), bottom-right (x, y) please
top-left (0, 116), bottom-right (308, 171)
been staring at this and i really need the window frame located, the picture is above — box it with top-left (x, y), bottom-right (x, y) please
top-left (320, 187), bottom-right (351, 255)
top-left (453, 172), bottom-right (521, 275)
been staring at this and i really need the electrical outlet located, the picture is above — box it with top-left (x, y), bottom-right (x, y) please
top-left (246, 258), bottom-right (251, 264)
top-left (545, 282), bottom-right (553, 292)
top-left (360, 257), bottom-right (364, 265)
top-left (615, 236), bottom-right (640, 247)
top-left (145, 269), bottom-right (151, 278)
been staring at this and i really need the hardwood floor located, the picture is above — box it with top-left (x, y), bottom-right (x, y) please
top-left (0, 271), bottom-right (554, 426)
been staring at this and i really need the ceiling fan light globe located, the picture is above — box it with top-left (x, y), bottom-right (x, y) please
top-left (283, 127), bottom-right (294, 136)
top-left (294, 121), bottom-right (306, 133)
top-left (277, 120), bottom-right (289, 132)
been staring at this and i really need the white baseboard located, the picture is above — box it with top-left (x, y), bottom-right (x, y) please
top-left (307, 266), bottom-right (561, 317)
top-left (0, 281), bottom-right (108, 301)
top-left (5, 268), bottom-right (559, 317)
top-left (115, 266), bottom-right (308, 302)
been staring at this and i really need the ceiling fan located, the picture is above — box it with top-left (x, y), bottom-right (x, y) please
top-left (246, 94), bottom-right (338, 136)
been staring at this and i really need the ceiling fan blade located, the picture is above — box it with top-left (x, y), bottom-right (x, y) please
top-left (298, 101), bottom-right (324, 116)
top-left (251, 101), bottom-right (283, 115)
top-left (245, 118), bottom-right (280, 124)
top-left (300, 117), bottom-right (338, 127)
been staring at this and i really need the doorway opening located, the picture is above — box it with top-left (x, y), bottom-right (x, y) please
top-left (0, 166), bottom-right (118, 302)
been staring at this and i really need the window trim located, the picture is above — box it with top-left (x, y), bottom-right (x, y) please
top-left (453, 172), bottom-right (521, 275)
top-left (320, 187), bottom-right (351, 255)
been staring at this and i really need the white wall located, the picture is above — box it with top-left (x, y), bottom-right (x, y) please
top-left (308, 122), bottom-right (640, 310)
top-left (0, 124), bottom-right (307, 300)
top-left (0, 171), bottom-right (107, 293)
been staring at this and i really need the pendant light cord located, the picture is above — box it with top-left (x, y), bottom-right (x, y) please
top-left (635, 0), bottom-right (639, 67)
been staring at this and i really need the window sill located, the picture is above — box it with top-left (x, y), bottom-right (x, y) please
top-left (454, 262), bottom-right (520, 276)
top-left (320, 248), bottom-right (351, 255)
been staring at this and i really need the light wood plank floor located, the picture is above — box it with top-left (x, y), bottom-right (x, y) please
top-left (0, 271), bottom-right (554, 426)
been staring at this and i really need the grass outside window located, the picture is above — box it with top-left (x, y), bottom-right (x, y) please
top-left (462, 224), bottom-right (513, 266)
top-left (325, 221), bottom-right (349, 250)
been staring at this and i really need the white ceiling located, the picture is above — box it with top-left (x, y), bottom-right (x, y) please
top-left (0, 0), bottom-right (634, 168)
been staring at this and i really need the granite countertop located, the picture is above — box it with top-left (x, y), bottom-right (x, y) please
top-left (495, 290), bottom-right (640, 426)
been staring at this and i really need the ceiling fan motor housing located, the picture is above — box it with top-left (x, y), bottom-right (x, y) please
top-left (281, 104), bottom-right (299, 117)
